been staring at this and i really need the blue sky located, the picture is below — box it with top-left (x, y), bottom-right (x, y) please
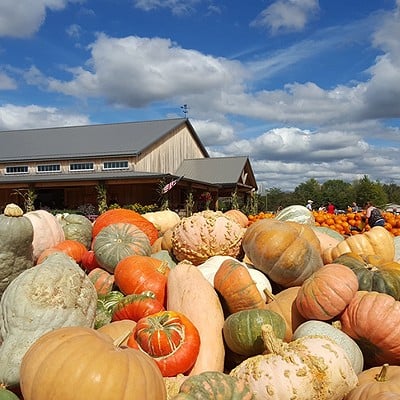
top-left (0, 0), bottom-right (399, 191)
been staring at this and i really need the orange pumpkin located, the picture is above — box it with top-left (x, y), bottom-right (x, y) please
top-left (214, 258), bottom-right (267, 314)
top-left (295, 263), bottom-right (359, 321)
top-left (114, 255), bottom-right (170, 304)
top-left (264, 286), bottom-right (306, 342)
top-left (345, 364), bottom-right (400, 400)
top-left (242, 219), bottom-right (323, 288)
top-left (36, 239), bottom-right (87, 265)
top-left (92, 208), bottom-right (159, 245)
top-left (87, 268), bottom-right (115, 296)
top-left (20, 326), bottom-right (166, 400)
top-left (340, 291), bottom-right (400, 367)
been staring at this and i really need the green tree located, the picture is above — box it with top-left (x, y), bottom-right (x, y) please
top-left (293, 178), bottom-right (321, 207)
top-left (265, 187), bottom-right (291, 212)
top-left (321, 180), bottom-right (355, 210)
top-left (353, 175), bottom-right (388, 209)
top-left (383, 182), bottom-right (400, 204)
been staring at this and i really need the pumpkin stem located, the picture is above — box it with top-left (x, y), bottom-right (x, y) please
top-left (331, 320), bottom-right (342, 330)
top-left (113, 330), bottom-right (132, 348)
top-left (264, 288), bottom-right (276, 304)
top-left (375, 364), bottom-right (389, 382)
top-left (261, 324), bottom-right (287, 355)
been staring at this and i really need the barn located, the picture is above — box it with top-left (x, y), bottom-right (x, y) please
top-left (0, 118), bottom-right (257, 214)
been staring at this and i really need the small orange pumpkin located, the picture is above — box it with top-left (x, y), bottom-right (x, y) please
top-left (114, 255), bottom-right (170, 304)
top-left (214, 258), bottom-right (267, 314)
top-left (295, 263), bottom-right (359, 321)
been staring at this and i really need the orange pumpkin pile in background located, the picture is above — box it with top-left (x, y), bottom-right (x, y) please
top-left (248, 210), bottom-right (400, 236)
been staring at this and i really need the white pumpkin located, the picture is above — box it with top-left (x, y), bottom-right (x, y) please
top-left (142, 209), bottom-right (181, 235)
top-left (197, 255), bottom-right (272, 301)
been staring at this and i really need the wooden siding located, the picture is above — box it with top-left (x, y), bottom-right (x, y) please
top-left (136, 125), bottom-right (206, 174)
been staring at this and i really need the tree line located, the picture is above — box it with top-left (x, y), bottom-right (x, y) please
top-left (259, 175), bottom-right (400, 213)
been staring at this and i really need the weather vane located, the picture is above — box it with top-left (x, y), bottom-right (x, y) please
top-left (180, 104), bottom-right (189, 118)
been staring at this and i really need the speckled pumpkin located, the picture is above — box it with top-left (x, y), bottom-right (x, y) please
top-left (230, 324), bottom-right (357, 400)
top-left (171, 210), bottom-right (245, 265)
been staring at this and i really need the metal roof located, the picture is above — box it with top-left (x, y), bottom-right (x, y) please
top-left (175, 156), bottom-right (256, 187)
top-left (0, 118), bottom-right (208, 162)
top-left (0, 170), bottom-right (166, 184)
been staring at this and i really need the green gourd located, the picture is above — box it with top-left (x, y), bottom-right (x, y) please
top-left (57, 213), bottom-right (93, 249)
top-left (0, 203), bottom-right (34, 298)
top-left (223, 309), bottom-right (286, 356)
top-left (0, 386), bottom-right (20, 400)
top-left (0, 252), bottom-right (97, 387)
top-left (93, 222), bottom-right (151, 273)
top-left (171, 371), bottom-right (255, 399)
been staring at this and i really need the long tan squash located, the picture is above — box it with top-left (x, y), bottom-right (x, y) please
top-left (166, 260), bottom-right (225, 375)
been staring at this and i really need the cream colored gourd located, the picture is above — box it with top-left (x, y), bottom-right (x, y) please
top-left (142, 209), bottom-right (181, 235)
top-left (230, 324), bottom-right (357, 400)
top-left (0, 252), bottom-right (97, 386)
top-left (293, 320), bottom-right (364, 374)
top-left (166, 260), bottom-right (225, 375)
top-left (197, 255), bottom-right (272, 301)
top-left (25, 209), bottom-right (65, 262)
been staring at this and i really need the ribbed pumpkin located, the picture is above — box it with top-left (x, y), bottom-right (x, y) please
top-left (275, 205), bottom-right (315, 225)
top-left (172, 371), bottom-right (255, 399)
top-left (323, 226), bottom-right (395, 264)
top-left (24, 208), bottom-right (65, 262)
top-left (295, 263), bottom-right (359, 321)
top-left (93, 223), bottom-right (151, 273)
top-left (57, 213), bottom-right (93, 249)
top-left (242, 219), bottom-right (323, 288)
top-left (171, 210), bottom-right (245, 265)
top-left (223, 309), bottom-right (286, 356)
top-left (344, 364), bottom-right (400, 400)
top-left (19, 326), bottom-right (166, 400)
top-left (114, 255), bottom-right (169, 304)
top-left (333, 253), bottom-right (400, 300)
top-left (92, 208), bottom-right (159, 245)
top-left (142, 209), bottom-right (181, 235)
top-left (340, 291), bottom-right (400, 367)
top-left (36, 239), bottom-right (87, 265)
top-left (87, 268), bottom-right (115, 295)
top-left (214, 258), bottom-right (267, 314)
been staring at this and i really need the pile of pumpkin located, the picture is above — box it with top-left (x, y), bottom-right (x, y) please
top-left (249, 207), bottom-right (400, 236)
top-left (1, 203), bottom-right (400, 399)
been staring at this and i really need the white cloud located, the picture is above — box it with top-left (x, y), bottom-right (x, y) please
top-left (251, 0), bottom-right (320, 34)
top-left (0, 104), bottom-right (89, 130)
top-left (0, 0), bottom-right (71, 38)
top-left (43, 34), bottom-right (246, 107)
top-left (0, 72), bottom-right (16, 90)
top-left (133, 0), bottom-right (201, 15)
